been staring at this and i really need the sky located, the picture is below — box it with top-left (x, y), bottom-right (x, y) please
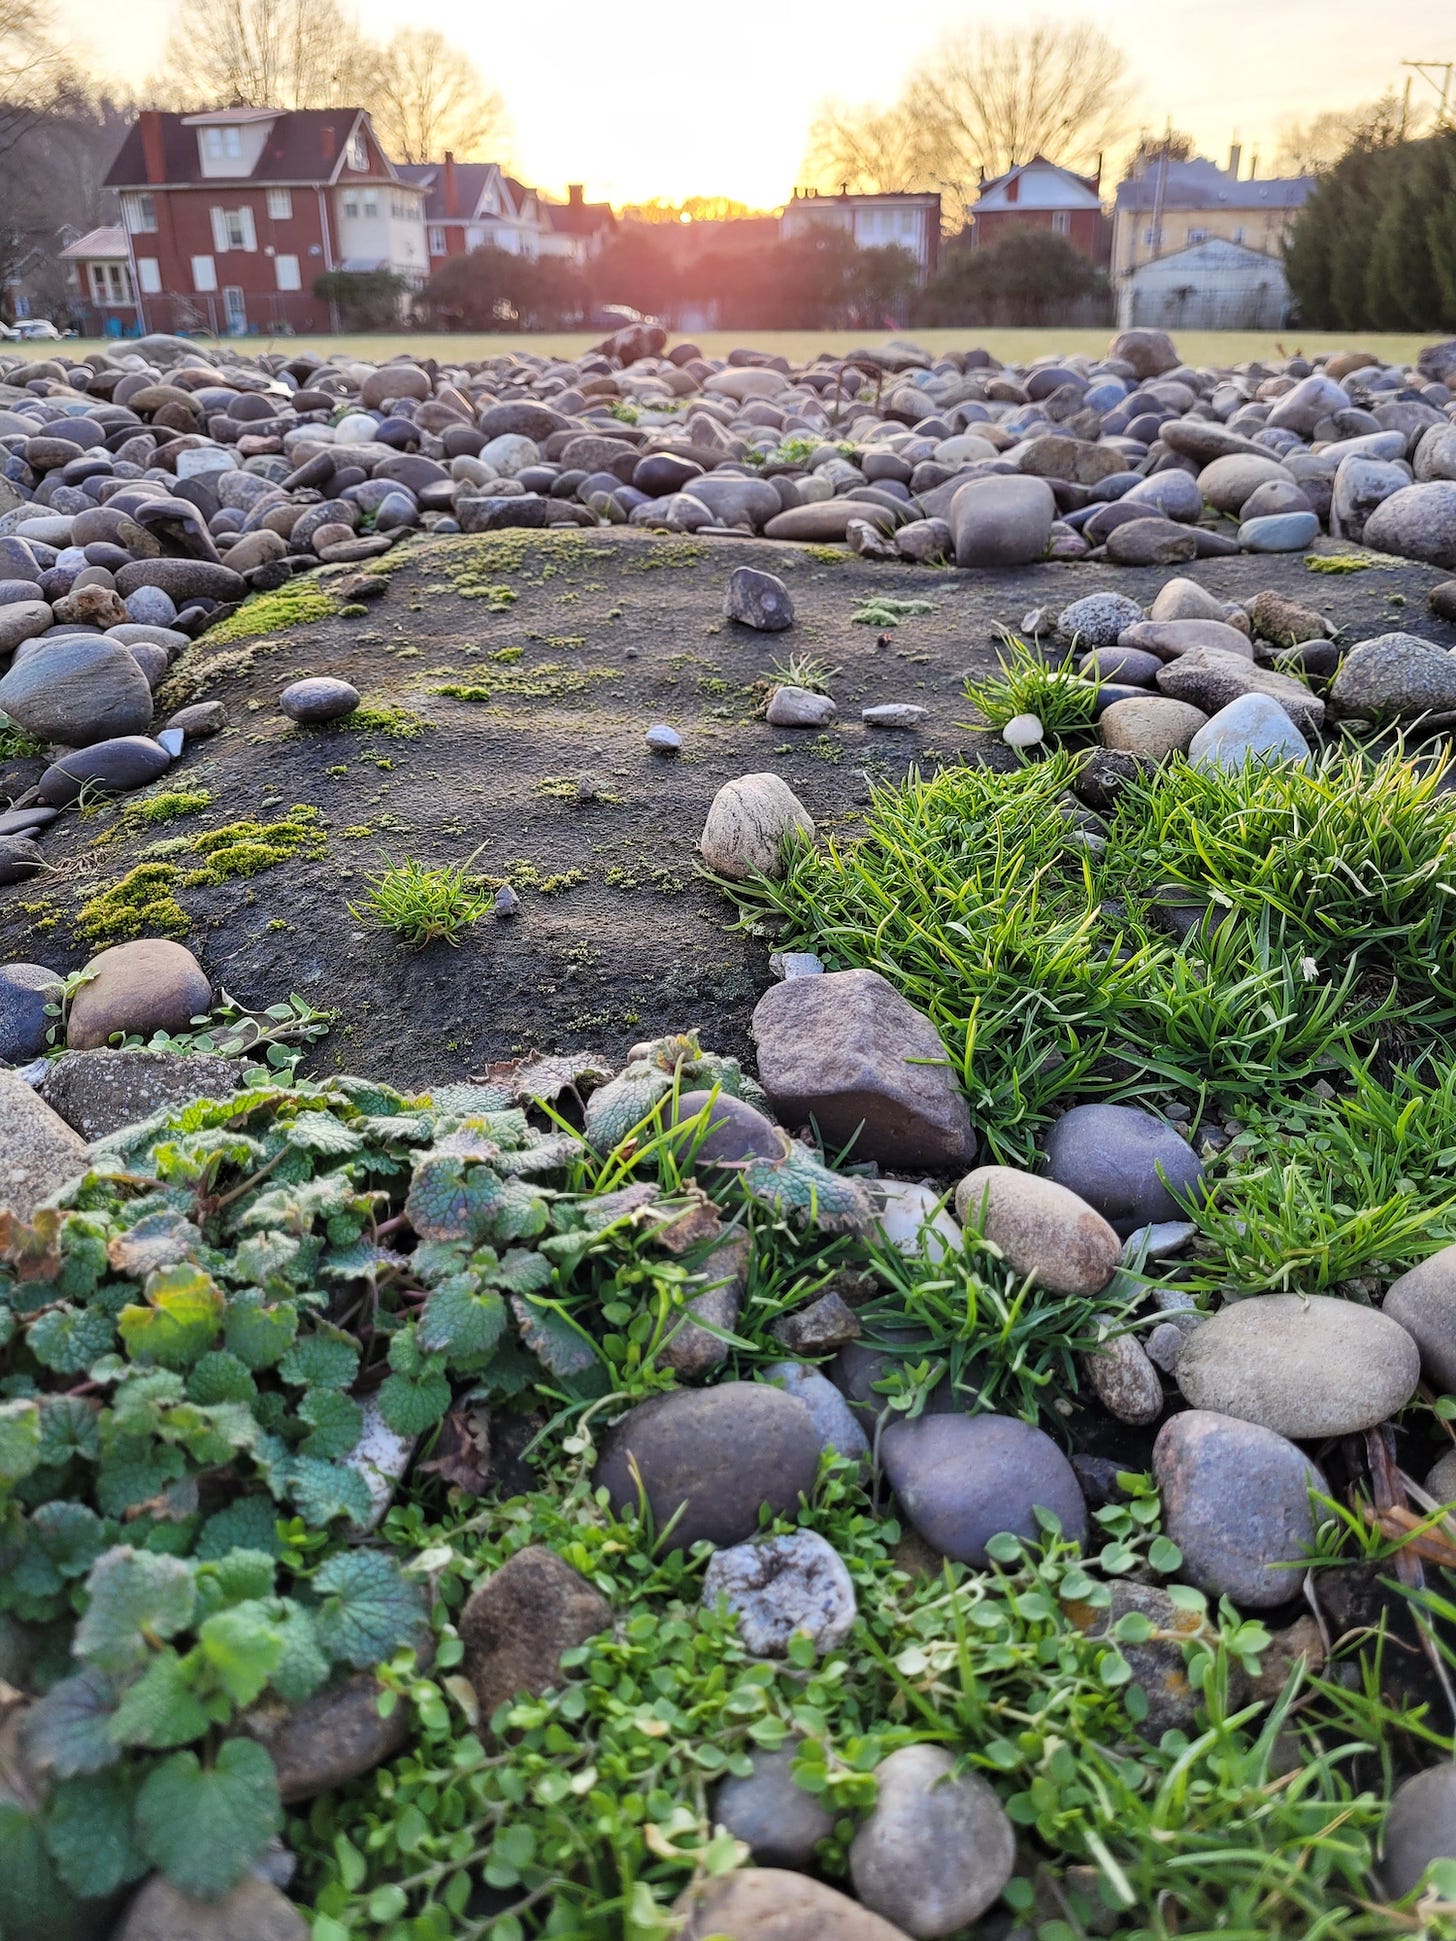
top-left (56, 0), bottom-right (1456, 208)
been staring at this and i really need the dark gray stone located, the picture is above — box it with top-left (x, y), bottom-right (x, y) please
top-left (1153, 1409), bottom-right (1320, 1609)
top-left (880, 1411), bottom-right (1086, 1562)
top-left (279, 677), bottom-right (359, 724)
top-left (0, 961), bottom-right (62, 1063)
top-left (0, 635), bottom-right (153, 745)
top-left (712, 1746), bottom-right (835, 1869)
top-left (40, 1048), bottom-right (242, 1139)
top-left (1383, 1764), bottom-right (1456, 1900)
top-left (1044, 1103), bottom-right (1203, 1237)
top-left (850, 1743), bottom-right (1016, 1933)
top-left (724, 565), bottom-right (794, 631)
top-left (37, 736), bottom-right (170, 806)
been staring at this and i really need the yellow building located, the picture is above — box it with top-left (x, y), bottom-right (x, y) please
top-left (1112, 148), bottom-right (1313, 283)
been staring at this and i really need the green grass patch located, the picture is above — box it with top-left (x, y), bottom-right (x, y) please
top-left (0, 716), bottom-right (47, 760)
top-left (720, 749), bottom-right (1456, 1162)
top-left (964, 635), bottom-right (1102, 734)
top-left (201, 576), bottom-right (341, 645)
top-left (349, 852), bottom-right (493, 946)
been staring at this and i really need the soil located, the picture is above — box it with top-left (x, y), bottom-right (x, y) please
top-left (2, 530), bottom-right (1446, 1085)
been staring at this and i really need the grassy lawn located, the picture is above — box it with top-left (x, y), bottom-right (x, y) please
top-left (4, 326), bottom-right (1436, 365)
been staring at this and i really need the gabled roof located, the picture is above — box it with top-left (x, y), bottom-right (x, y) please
top-left (397, 160), bottom-right (506, 223)
top-left (1116, 157), bottom-right (1313, 211)
top-left (1128, 236), bottom-right (1288, 275)
top-left (61, 225), bottom-right (128, 260)
top-left (543, 194), bottom-right (617, 237)
top-left (974, 155), bottom-right (1101, 210)
top-left (104, 108), bottom-right (409, 189)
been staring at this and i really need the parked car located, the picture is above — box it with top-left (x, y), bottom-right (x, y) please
top-left (588, 304), bottom-right (660, 331)
top-left (12, 319), bottom-right (67, 339)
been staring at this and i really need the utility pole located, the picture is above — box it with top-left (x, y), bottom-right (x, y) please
top-left (1401, 59), bottom-right (1453, 128)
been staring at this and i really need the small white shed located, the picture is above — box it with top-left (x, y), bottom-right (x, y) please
top-left (1117, 237), bottom-right (1291, 331)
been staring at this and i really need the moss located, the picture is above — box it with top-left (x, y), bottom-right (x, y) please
top-left (185, 806), bottom-right (326, 884)
top-left (334, 702), bottom-right (430, 740)
top-left (124, 788), bottom-right (213, 826)
top-left (431, 663), bottom-right (620, 703)
top-left (339, 824), bottom-right (374, 839)
top-left (76, 865), bottom-right (190, 946)
top-left (487, 646), bottom-right (524, 664)
top-left (1305, 553), bottom-right (1378, 573)
top-left (201, 576), bottom-right (341, 645)
top-left (338, 602), bottom-right (368, 618)
top-left (622, 541), bottom-right (707, 572)
top-left (605, 864), bottom-right (640, 889)
top-left (508, 860), bottom-right (589, 894)
top-left (804, 545), bottom-right (847, 563)
top-left (851, 597), bottom-right (934, 626)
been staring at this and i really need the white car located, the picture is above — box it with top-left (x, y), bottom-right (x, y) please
top-left (11, 319), bottom-right (65, 339)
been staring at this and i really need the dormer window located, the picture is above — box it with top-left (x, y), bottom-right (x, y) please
top-left (346, 130), bottom-right (368, 172)
top-left (202, 126), bottom-right (243, 163)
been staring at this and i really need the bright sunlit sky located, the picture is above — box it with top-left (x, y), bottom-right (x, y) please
top-left (57, 0), bottom-right (1456, 209)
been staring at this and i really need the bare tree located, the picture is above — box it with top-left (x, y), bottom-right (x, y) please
top-left (1274, 94), bottom-right (1422, 175)
top-left (801, 97), bottom-right (930, 195)
top-left (364, 29), bottom-right (505, 163)
top-left (907, 21), bottom-right (1132, 207)
top-left (150, 0), bottom-right (373, 111)
top-left (1120, 128), bottom-right (1195, 180)
top-left (0, 0), bottom-right (63, 159)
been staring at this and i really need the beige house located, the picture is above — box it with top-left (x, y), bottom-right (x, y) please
top-left (1112, 148), bottom-right (1313, 283)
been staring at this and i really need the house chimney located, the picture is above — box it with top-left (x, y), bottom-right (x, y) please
top-left (1093, 151), bottom-right (1103, 192)
top-left (568, 183), bottom-right (583, 207)
top-left (444, 152), bottom-right (458, 217)
top-left (323, 125), bottom-right (335, 166)
top-left (139, 110), bottom-right (167, 185)
top-left (1248, 151), bottom-right (1258, 179)
top-left (1228, 141), bottom-right (1242, 178)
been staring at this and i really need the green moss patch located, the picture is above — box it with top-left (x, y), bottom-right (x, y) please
top-left (202, 576), bottom-right (342, 645)
top-left (76, 864), bottom-right (192, 945)
top-left (431, 663), bottom-right (620, 703)
top-left (851, 596), bottom-right (935, 626)
top-left (123, 788), bottom-right (214, 826)
top-left (332, 702), bottom-right (430, 740)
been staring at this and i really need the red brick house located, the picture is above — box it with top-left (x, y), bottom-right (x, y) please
top-left (967, 156), bottom-right (1108, 262)
top-left (103, 106), bottom-right (429, 336)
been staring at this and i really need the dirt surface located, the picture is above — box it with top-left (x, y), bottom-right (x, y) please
top-left (3, 530), bottom-right (1448, 1085)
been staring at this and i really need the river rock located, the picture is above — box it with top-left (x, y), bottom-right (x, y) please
top-left (0, 1069), bottom-right (90, 1218)
top-left (113, 1874), bottom-right (307, 1941)
top-left (677, 1871), bottom-right (912, 1941)
top-left (280, 677), bottom-right (360, 723)
top-left (1155, 646), bottom-right (1324, 734)
top-left (1085, 1581), bottom-right (1220, 1736)
top-left (1363, 482), bottom-right (1456, 568)
top-left (1379, 1246), bottom-right (1456, 1390)
top-left (39, 1048), bottom-right (242, 1140)
top-left (1099, 695), bottom-right (1207, 758)
top-left (0, 836), bottom-right (42, 886)
top-left (1154, 1409), bottom-right (1320, 1608)
top-left (240, 1671), bottom-right (411, 1802)
top-left (1187, 694), bottom-right (1312, 771)
top-left (37, 735), bottom-right (171, 806)
top-left (1175, 1292), bottom-right (1419, 1437)
top-left (752, 968), bottom-right (975, 1172)
top-left (0, 961), bottom-right (61, 1063)
top-left (1104, 518), bottom-right (1199, 566)
top-left (1197, 454), bottom-right (1296, 515)
top-left (950, 474), bottom-right (1055, 567)
top-left (766, 685), bottom-right (835, 728)
top-left (702, 1530), bottom-right (856, 1655)
top-left (1150, 577), bottom-right (1231, 623)
top-left (0, 635), bottom-right (153, 745)
top-left (724, 565), bottom-right (794, 631)
top-left (459, 1545), bottom-right (612, 1725)
top-left (1109, 329), bottom-right (1180, 378)
top-left (1383, 1764), bottom-right (1456, 1900)
top-left (1238, 511), bottom-right (1320, 552)
top-left (1328, 633), bottom-right (1456, 720)
top-left (953, 1165), bottom-right (1120, 1295)
top-left (699, 772), bottom-right (814, 880)
top-left (1044, 1104), bottom-right (1203, 1237)
top-left (881, 1411), bottom-right (1086, 1562)
top-left (762, 1361), bottom-right (870, 1464)
top-left (594, 1382), bottom-right (820, 1549)
top-left (850, 1743), bottom-right (1016, 1936)
top-left (1058, 592), bottom-right (1143, 646)
top-left (1331, 455), bottom-right (1411, 543)
top-left (1081, 1332), bottom-right (1164, 1426)
top-left (66, 939), bottom-right (211, 1051)
top-left (712, 1747), bottom-right (835, 1869)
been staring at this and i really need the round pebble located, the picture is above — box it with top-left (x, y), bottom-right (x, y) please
top-left (279, 677), bottom-right (360, 724)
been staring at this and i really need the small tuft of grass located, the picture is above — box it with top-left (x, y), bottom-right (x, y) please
top-left (0, 716), bottom-right (47, 760)
top-left (963, 635), bottom-right (1102, 735)
top-left (768, 651), bottom-right (839, 694)
top-left (349, 851), bottom-right (493, 947)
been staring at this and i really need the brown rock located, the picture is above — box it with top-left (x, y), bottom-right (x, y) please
top-left (66, 940), bottom-right (211, 1052)
top-left (675, 1869), bottom-right (912, 1940)
top-left (459, 1545), bottom-right (611, 1726)
top-left (752, 968), bottom-right (975, 1173)
top-left (239, 1672), bottom-right (411, 1802)
top-left (112, 1875), bottom-right (306, 1941)
top-left (1081, 1333), bottom-right (1164, 1426)
top-left (954, 1165), bottom-right (1120, 1295)
top-left (1099, 696), bottom-right (1208, 758)
top-left (0, 1070), bottom-right (90, 1217)
top-left (1155, 647), bottom-right (1325, 735)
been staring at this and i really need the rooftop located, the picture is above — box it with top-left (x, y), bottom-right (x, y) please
top-left (60, 225), bottom-right (128, 260)
top-left (1116, 156), bottom-right (1314, 211)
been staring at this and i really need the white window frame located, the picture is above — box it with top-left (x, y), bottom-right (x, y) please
top-left (345, 130), bottom-right (368, 171)
top-left (266, 188), bottom-right (292, 220)
top-left (1050, 210), bottom-right (1070, 235)
top-left (125, 193), bottom-right (156, 233)
top-left (137, 256), bottom-right (161, 294)
top-left (275, 253), bottom-right (301, 291)
top-left (191, 254), bottom-right (218, 292)
top-left (203, 125), bottom-right (243, 162)
top-left (88, 264), bottom-right (108, 303)
top-left (1188, 226), bottom-right (1209, 244)
top-left (359, 190), bottom-right (378, 219)
top-left (427, 225), bottom-right (445, 254)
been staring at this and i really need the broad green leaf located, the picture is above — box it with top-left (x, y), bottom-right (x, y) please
top-left (107, 1647), bottom-right (210, 1749)
top-left (36, 1395), bottom-right (101, 1468)
top-left (75, 1547), bottom-right (196, 1676)
top-left (740, 1143), bottom-right (877, 1232)
top-left (27, 1306), bottom-right (114, 1376)
top-left (0, 1799), bottom-right (72, 1941)
top-left (405, 1156), bottom-right (504, 1243)
top-left (313, 1549), bottom-right (425, 1668)
top-left (187, 1351), bottom-right (259, 1407)
top-left (43, 1771), bottom-right (148, 1900)
top-left (118, 1265), bottom-right (225, 1370)
top-left (289, 1456), bottom-right (374, 1530)
top-left (196, 1498), bottom-right (283, 1562)
top-left (269, 1598), bottom-right (332, 1703)
top-left (29, 1501), bottom-right (106, 1581)
top-left (298, 1388), bottom-right (364, 1460)
top-left (200, 1603), bottom-right (285, 1706)
top-left (418, 1280), bottom-right (508, 1360)
top-left (377, 1370), bottom-right (451, 1438)
top-left (195, 1549), bottom-right (277, 1615)
top-left (511, 1295), bottom-right (598, 1380)
top-left (279, 1326), bottom-right (360, 1393)
top-left (285, 1111), bottom-right (363, 1156)
top-left (223, 1293), bottom-right (298, 1370)
top-left (20, 1670), bottom-right (120, 1779)
top-left (135, 1740), bottom-right (282, 1900)
top-left (94, 1440), bottom-right (187, 1519)
top-left (0, 1399), bottom-right (42, 1488)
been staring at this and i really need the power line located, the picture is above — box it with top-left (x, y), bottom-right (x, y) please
top-left (1401, 59), bottom-right (1453, 127)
